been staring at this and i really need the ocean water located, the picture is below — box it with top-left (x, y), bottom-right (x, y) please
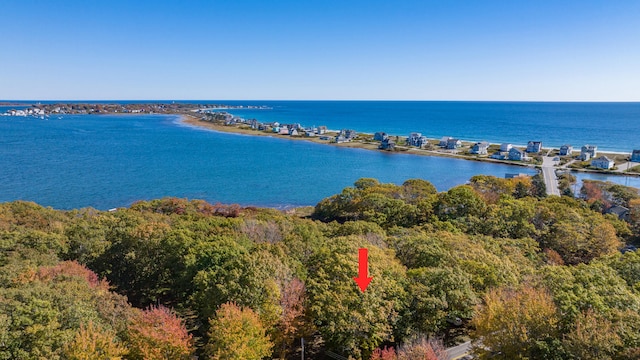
top-left (0, 113), bottom-right (536, 210)
top-left (218, 101), bottom-right (640, 152)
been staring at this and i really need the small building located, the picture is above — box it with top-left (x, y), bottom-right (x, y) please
top-left (379, 138), bottom-right (396, 150)
top-left (305, 131), bottom-right (316, 137)
top-left (317, 126), bottom-right (327, 135)
top-left (591, 155), bottom-right (614, 169)
top-left (580, 145), bottom-right (598, 161)
top-left (470, 141), bottom-right (490, 155)
top-left (279, 127), bottom-right (290, 135)
top-left (631, 149), bottom-right (640, 162)
top-left (508, 148), bottom-right (527, 161)
top-left (559, 144), bottom-right (573, 156)
top-left (446, 138), bottom-right (462, 150)
top-left (289, 128), bottom-right (299, 136)
top-left (500, 143), bottom-right (513, 152)
top-left (374, 132), bottom-right (388, 141)
top-left (491, 152), bottom-right (507, 160)
top-left (526, 141), bottom-right (542, 153)
top-left (335, 135), bottom-right (349, 143)
top-left (439, 136), bottom-right (453, 147)
top-left (606, 205), bottom-right (630, 221)
top-left (407, 132), bottom-right (428, 147)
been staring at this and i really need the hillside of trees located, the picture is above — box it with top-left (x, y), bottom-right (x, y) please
top-left (1, 175), bottom-right (639, 359)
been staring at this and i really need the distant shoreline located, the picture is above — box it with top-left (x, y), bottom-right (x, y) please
top-left (179, 114), bottom-right (640, 181)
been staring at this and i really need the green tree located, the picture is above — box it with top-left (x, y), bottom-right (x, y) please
top-left (205, 302), bottom-right (273, 360)
top-left (471, 286), bottom-right (564, 359)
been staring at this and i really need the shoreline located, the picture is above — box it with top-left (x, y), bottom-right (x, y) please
top-left (179, 114), bottom-right (538, 169)
top-left (179, 114), bottom-right (640, 180)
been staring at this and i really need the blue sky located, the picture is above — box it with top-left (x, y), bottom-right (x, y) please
top-left (1, 0), bottom-right (639, 100)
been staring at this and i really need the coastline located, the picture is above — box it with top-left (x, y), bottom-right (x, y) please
top-left (179, 114), bottom-right (640, 181)
top-left (179, 114), bottom-right (536, 168)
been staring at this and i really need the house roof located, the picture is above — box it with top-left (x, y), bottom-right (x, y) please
top-left (606, 205), bottom-right (629, 216)
top-left (593, 155), bottom-right (613, 162)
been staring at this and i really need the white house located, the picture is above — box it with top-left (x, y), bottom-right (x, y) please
top-left (591, 156), bottom-right (614, 169)
top-left (470, 141), bottom-right (490, 155)
top-left (500, 143), bottom-right (513, 152)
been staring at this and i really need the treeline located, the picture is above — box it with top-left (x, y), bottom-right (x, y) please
top-left (0, 176), bottom-right (639, 359)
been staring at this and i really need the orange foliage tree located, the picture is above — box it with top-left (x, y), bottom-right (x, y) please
top-left (127, 305), bottom-right (193, 360)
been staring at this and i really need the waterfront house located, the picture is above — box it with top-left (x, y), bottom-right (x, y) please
top-left (340, 129), bottom-right (357, 140)
top-left (500, 143), bottom-right (513, 152)
top-left (374, 132), bottom-right (388, 141)
top-left (279, 127), bottom-right (290, 135)
top-left (272, 126), bottom-right (280, 133)
top-left (631, 149), bottom-right (640, 162)
top-left (470, 141), bottom-right (490, 155)
top-left (407, 132), bottom-right (428, 148)
top-left (559, 144), bottom-right (573, 156)
top-left (379, 138), bottom-right (396, 150)
top-left (305, 131), bottom-right (316, 137)
top-left (289, 128), bottom-right (299, 136)
top-left (526, 141), bottom-right (542, 153)
top-left (317, 126), bottom-right (327, 135)
top-left (491, 152), bottom-right (507, 160)
top-left (439, 136), bottom-right (453, 147)
top-left (508, 148), bottom-right (527, 161)
top-left (606, 205), bottom-right (630, 221)
top-left (591, 156), bottom-right (614, 169)
top-left (249, 119), bottom-right (259, 129)
top-left (580, 145), bottom-right (598, 161)
top-left (335, 135), bottom-right (349, 143)
top-left (446, 138), bottom-right (462, 150)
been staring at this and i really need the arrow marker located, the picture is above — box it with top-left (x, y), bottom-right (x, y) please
top-left (353, 248), bottom-right (373, 292)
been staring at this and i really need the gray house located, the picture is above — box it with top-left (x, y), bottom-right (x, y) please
top-left (446, 138), bottom-right (462, 150)
top-left (526, 141), bottom-right (542, 153)
top-left (407, 132), bottom-right (428, 147)
top-left (580, 145), bottom-right (598, 161)
top-left (379, 138), bottom-right (396, 150)
top-left (631, 149), bottom-right (640, 162)
top-left (374, 132), bottom-right (388, 141)
top-left (508, 148), bottom-right (527, 161)
top-left (559, 144), bottom-right (573, 156)
top-left (439, 136), bottom-right (453, 147)
top-left (470, 141), bottom-right (490, 155)
top-left (606, 205), bottom-right (630, 221)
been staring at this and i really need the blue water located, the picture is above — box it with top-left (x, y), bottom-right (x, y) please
top-left (0, 113), bottom-right (536, 210)
top-left (216, 101), bottom-right (640, 153)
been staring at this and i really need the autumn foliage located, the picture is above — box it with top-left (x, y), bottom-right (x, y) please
top-left (127, 306), bottom-right (194, 360)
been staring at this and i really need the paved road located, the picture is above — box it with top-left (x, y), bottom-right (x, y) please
top-left (446, 341), bottom-right (472, 359)
top-left (541, 156), bottom-right (560, 196)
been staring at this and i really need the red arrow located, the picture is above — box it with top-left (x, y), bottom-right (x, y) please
top-left (353, 248), bottom-right (373, 292)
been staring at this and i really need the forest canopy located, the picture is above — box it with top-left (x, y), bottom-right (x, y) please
top-left (0, 176), bottom-right (638, 359)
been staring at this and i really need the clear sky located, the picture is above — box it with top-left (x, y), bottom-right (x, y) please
top-left (1, 0), bottom-right (639, 101)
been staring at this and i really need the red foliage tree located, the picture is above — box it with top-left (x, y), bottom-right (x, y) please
top-left (127, 305), bottom-right (193, 360)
